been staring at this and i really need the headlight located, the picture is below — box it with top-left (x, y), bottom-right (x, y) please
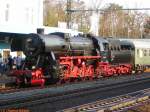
top-left (12, 65), bottom-right (16, 69)
top-left (32, 66), bottom-right (36, 69)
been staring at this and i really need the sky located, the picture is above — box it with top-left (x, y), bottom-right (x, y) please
top-left (83, 0), bottom-right (150, 8)
top-left (82, 0), bottom-right (150, 14)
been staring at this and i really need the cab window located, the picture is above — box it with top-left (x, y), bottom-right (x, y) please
top-left (103, 43), bottom-right (109, 50)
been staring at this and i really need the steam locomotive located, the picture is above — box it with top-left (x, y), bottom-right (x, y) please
top-left (8, 32), bottom-right (149, 87)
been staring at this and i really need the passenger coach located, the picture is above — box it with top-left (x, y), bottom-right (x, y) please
top-left (120, 39), bottom-right (150, 72)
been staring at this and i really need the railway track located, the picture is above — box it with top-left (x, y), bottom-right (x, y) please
top-left (0, 72), bottom-right (150, 94)
top-left (0, 73), bottom-right (150, 112)
top-left (0, 79), bottom-right (96, 94)
top-left (61, 88), bottom-right (150, 112)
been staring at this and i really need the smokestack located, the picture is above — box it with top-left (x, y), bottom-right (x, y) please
top-left (37, 28), bottom-right (44, 34)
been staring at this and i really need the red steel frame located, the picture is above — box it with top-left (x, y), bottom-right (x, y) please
top-left (59, 56), bottom-right (132, 81)
top-left (10, 55), bottom-right (132, 86)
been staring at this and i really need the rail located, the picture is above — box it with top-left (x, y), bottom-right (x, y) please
top-left (61, 88), bottom-right (150, 112)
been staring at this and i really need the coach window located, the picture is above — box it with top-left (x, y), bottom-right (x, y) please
top-left (113, 47), bottom-right (115, 50)
top-left (118, 47), bottom-right (120, 51)
top-left (144, 49), bottom-right (147, 56)
top-left (131, 47), bottom-right (134, 50)
top-left (110, 46), bottom-right (113, 50)
top-left (113, 46), bottom-right (115, 51)
top-left (139, 49), bottom-right (143, 58)
top-left (121, 45), bottom-right (124, 50)
top-left (128, 46), bottom-right (130, 50)
top-left (114, 46), bottom-right (116, 51)
top-left (137, 49), bottom-right (139, 56)
top-left (121, 45), bottom-right (127, 50)
top-left (125, 45), bottom-right (128, 50)
top-left (116, 47), bottom-right (117, 51)
top-left (126, 45), bottom-right (130, 50)
top-left (124, 45), bottom-right (126, 50)
top-left (115, 46), bottom-right (117, 51)
top-left (124, 45), bottom-right (127, 50)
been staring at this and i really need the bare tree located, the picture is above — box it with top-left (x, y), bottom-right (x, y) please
top-left (99, 3), bottom-right (149, 38)
top-left (144, 17), bottom-right (150, 38)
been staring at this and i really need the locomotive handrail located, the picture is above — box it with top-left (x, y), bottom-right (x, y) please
top-left (59, 56), bottom-right (101, 60)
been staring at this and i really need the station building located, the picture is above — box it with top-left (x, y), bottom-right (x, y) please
top-left (0, 0), bottom-right (43, 60)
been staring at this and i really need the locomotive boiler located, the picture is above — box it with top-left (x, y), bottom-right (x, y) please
top-left (23, 33), bottom-right (95, 58)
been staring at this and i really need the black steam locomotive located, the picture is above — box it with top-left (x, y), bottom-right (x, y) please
top-left (6, 32), bottom-right (145, 86)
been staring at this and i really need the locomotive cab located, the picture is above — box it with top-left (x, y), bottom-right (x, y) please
top-left (91, 36), bottom-right (109, 62)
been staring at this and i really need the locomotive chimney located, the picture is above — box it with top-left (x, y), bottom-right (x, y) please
top-left (37, 28), bottom-right (44, 34)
